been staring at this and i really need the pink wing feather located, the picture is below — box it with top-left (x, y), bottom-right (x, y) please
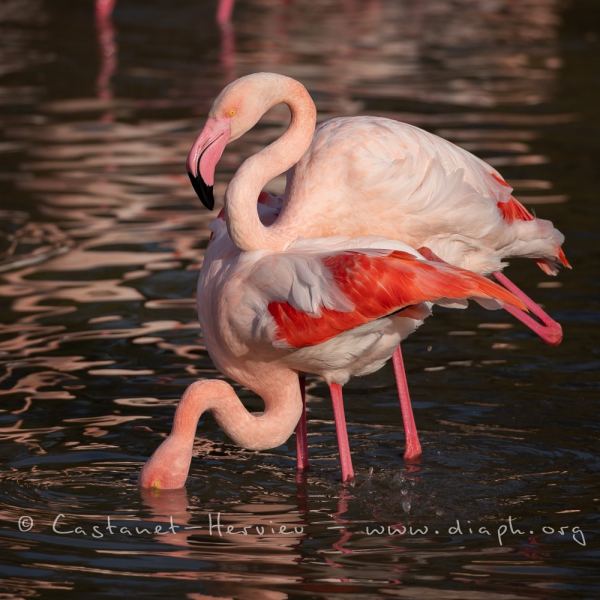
top-left (268, 250), bottom-right (526, 348)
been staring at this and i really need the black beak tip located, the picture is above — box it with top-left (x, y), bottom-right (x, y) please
top-left (188, 172), bottom-right (214, 210)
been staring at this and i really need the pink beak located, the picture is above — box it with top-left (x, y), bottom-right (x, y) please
top-left (186, 117), bottom-right (231, 210)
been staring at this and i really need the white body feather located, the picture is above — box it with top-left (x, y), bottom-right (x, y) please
top-left (281, 117), bottom-right (564, 274)
top-left (199, 215), bottom-right (430, 385)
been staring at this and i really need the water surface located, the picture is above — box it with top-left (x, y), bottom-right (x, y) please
top-left (0, 0), bottom-right (598, 598)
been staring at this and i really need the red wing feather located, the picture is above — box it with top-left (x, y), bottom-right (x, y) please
top-left (268, 250), bottom-right (526, 348)
top-left (497, 196), bottom-right (535, 223)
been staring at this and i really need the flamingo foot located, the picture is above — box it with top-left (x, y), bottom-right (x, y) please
top-left (295, 374), bottom-right (309, 472)
top-left (392, 346), bottom-right (422, 461)
top-left (492, 271), bottom-right (563, 345)
top-left (329, 383), bottom-right (355, 482)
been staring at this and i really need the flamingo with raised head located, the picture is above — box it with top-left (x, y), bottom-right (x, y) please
top-left (140, 197), bottom-right (527, 487)
top-left (186, 74), bottom-right (568, 305)
top-left (183, 73), bottom-right (569, 473)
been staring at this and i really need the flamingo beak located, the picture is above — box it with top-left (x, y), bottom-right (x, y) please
top-left (186, 117), bottom-right (231, 210)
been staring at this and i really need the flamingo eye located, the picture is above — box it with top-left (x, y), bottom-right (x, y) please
top-left (226, 108), bottom-right (237, 117)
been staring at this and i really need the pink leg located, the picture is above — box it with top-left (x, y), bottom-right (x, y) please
top-left (492, 271), bottom-right (562, 346)
top-left (329, 383), bottom-right (355, 482)
top-left (295, 374), bottom-right (309, 472)
top-left (392, 346), bottom-right (422, 461)
top-left (216, 0), bottom-right (234, 25)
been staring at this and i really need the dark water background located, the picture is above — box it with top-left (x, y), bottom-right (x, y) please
top-left (0, 0), bottom-right (599, 598)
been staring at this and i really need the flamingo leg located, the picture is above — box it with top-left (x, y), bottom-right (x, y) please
top-left (295, 374), bottom-right (309, 472)
top-left (392, 345), bottom-right (422, 461)
top-left (329, 383), bottom-right (355, 482)
top-left (216, 0), bottom-right (234, 25)
top-left (492, 271), bottom-right (562, 345)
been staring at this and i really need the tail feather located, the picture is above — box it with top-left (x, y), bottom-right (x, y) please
top-left (497, 196), bottom-right (570, 275)
top-left (557, 247), bottom-right (572, 269)
top-left (535, 247), bottom-right (572, 276)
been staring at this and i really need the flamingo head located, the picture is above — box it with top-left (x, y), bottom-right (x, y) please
top-left (139, 435), bottom-right (193, 490)
top-left (186, 73), bottom-right (293, 209)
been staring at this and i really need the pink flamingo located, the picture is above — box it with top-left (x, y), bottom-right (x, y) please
top-left (186, 74), bottom-right (569, 320)
top-left (186, 74), bottom-right (569, 341)
top-left (139, 197), bottom-right (527, 487)
top-left (182, 73), bottom-right (569, 476)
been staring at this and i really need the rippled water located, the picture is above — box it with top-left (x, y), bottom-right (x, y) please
top-left (0, 0), bottom-right (598, 598)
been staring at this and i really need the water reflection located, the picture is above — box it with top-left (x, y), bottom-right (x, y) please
top-left (0, 0), bottom-right (596, 598)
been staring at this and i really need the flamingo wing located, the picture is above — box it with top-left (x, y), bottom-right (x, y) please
top-left (241, 247), bottom-right (526, 349)
top-left (295, 118), bottom-right (568, 274)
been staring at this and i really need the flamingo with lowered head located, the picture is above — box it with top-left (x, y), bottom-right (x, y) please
top-left (139, 196), bottom-right (528, 487)
top-left (182, 73), bottom-right (569, 473)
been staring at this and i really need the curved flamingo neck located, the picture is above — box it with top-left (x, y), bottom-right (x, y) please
top-left (172, 371), bottom-right (302, 451)
top-left (225, 78), bottom-right (316, 251)
top-left (140, 369), bottom-right (303, 488)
